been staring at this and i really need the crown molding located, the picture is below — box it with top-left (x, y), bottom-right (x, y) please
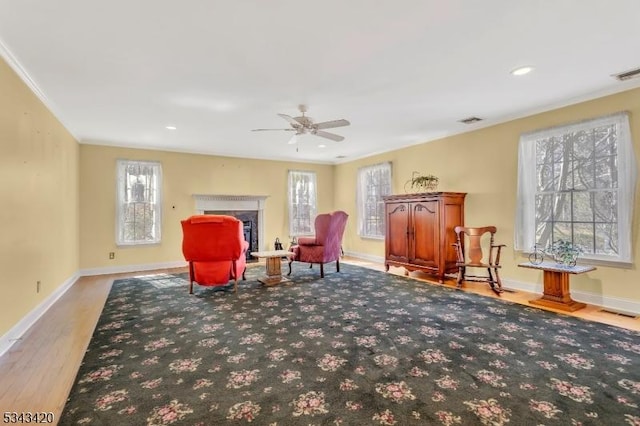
top-left (0, 37), bottom-right (80, 142)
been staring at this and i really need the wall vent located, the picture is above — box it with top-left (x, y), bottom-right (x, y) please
top-left (612, 67), bottom-right (640, 81)
top-left (599, 308), bottom-right (638, 319)
top-left (459, 116), bottom-right (483, 124)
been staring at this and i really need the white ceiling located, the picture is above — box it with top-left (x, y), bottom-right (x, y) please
top-left (1, 1), bottom-right (640, 164)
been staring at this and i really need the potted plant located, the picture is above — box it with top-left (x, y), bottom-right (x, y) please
top-left (549, 239), bottom-right (583, 267)
top-left (404, 171), bottom-right (439, 193)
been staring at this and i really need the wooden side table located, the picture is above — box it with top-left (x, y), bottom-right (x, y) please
top-left (251, 250), bottom-right (294, 286)
top-left (518, 262), bottom-right (595, 312)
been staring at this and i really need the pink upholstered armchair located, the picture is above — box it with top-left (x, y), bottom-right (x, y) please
top-left (288, 211), bottom-right (348, 278)
top-left (181, 215), bottom-right (249, 294)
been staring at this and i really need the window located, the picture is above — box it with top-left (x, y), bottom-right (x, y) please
top-left (357, 162), bottom-right (392, 238)
top-left (288, 170), bottom-right (317, 236)
top-left (116, 160), bottom-right (162, 245)
top-left (515, 112), bottom-right (636, 264)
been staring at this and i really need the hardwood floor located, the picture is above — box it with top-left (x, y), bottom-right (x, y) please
top-left (0, 258), bottom-right (637, 423)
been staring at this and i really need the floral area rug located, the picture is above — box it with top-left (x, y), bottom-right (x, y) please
top-left (59, 262), bottom-right (640, 425)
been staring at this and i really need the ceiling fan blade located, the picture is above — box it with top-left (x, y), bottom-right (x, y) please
top-left (315, 130), bottom-right (344, 142)
top-left (251, 128), bottom-right (296, 132)
top-left (314, 119), bottom-right (350, 130)
top-left (277, 113), bottom-right (302, 126)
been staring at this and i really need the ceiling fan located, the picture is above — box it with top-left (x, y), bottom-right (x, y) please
top-left (252, 104), bottom-right (350, 143)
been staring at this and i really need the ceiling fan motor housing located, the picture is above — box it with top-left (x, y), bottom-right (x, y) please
top-left (294, 116), bottom-right (314, 128)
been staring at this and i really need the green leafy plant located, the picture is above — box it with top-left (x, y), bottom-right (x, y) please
top-left (405, 171), bottom-right (439, 192)
top-left (549, 239), bottom-right (583, 266)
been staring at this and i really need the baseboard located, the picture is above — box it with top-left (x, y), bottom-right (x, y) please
top-left (0, 273), bottom-right (80, 358)
top-left (79, 260), bottom-right (188, 277)
top-left (500, 278), bottom-right (543, 295)
top-left (502, 278), bottom-right (640, 315)
top-left (343, 250), bottom-right (385, 264)
top-left (346, 250), bottom-right (640, 315)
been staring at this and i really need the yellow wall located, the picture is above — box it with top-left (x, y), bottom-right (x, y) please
top-left (0, 58), bottom-right (80, 336)
top-left (335, 87), bottom-right (640, 304)
top-left (3, 44), bottom-right (640, 338)
top-left (79, 145), bottom-right (334, 270)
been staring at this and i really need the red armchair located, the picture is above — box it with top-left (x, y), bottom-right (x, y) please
top-left (181, 215), bottom-right (249, 294)
top-left (288, 211), bottom-right (348, 278)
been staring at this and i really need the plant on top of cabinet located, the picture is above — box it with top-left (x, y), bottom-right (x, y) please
top-left (404, 171), bottom-right (439, 193)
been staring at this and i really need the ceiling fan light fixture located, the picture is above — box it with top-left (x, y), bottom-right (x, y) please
top-left (288, 134), bottom-right (298, 144)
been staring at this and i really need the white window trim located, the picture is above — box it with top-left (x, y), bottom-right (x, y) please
top-left (357, 161), bottom-right (392, 239)
top-left (116, 159), bottom-right (163, 246)
top-left (287, 170), bottom-right (317, 237)
top-left (515, 112), bottom-right (636, 264)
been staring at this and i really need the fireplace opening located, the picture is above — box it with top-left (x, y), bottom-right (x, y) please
top-left (243, 221), bottom-right (252, 255)
top-left (205, 210), bottom-right (258, 262)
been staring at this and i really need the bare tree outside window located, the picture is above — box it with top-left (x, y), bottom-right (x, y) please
top-left (535, 125), bottom-right (618, 254)
top-left (516, 112), bottom-right (636, 264)
top-left (116, 160), bottom-right (162, 245)
top-left (288, 170), bottom-right (317, 236)
top-left (357, 162), bottom-right (392, 238)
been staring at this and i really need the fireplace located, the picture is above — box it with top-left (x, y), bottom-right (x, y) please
top-left (204, 210), bottom-right (258, 262)
top-left (193, 195), bottom-right (268, 263)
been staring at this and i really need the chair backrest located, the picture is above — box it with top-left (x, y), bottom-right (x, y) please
top-left (454, 226), bottom-right (497, 265)
top-left (312, 211), bottom-right (348, 262)
top-left (314, 210), bottom-right (348, 241)
top-left (181, 215), bottom-right (245, 262)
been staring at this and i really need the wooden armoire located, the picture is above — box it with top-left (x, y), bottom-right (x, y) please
top-left (383, 192), bottom-right (466, 283)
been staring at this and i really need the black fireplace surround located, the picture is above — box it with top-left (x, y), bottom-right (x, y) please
top-left (204, 210), bottom-right (258, 262)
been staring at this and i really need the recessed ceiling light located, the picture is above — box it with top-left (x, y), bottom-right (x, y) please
top-left (318, 144), bottom-right (326, 148)
top-left (511, 66), bottom-right (534, 76)
top-left (165, 126), bottom-right (177, 130)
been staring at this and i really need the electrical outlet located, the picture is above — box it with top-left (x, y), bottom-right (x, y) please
top-left (109, 252), bottom-right (115, 259)
top-left (36, 280), bottom-right (41, 293)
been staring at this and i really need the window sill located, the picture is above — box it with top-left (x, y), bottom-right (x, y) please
top-left (519, 251), bottom-right (633, 269)
top-left (575, 257), bottom-right (633, 269)
top-left (359, 235), bottom-right (385, 241)
top-left (116, 241), bottom-right (161, 248)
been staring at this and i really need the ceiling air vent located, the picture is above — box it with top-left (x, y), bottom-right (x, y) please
top-left (458, 116), bottom-right (483, 124)
top-left (612, 67), bottom-right (640, 81)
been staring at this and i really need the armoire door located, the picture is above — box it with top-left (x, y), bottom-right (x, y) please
top-left (386, 202), bottom-right (410, 263)
top-left (410, 201), bottom-right (439, 268)
top-left (441, 199), bottom-right (465, 273)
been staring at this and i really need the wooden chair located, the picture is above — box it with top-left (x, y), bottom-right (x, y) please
top-left (452, 226), bottom-right (506, 295)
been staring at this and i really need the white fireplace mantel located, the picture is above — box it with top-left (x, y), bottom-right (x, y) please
top-left (192, 194), bottom-right (269, 250)
top-left (193, 194), bottom-right (268, 212)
